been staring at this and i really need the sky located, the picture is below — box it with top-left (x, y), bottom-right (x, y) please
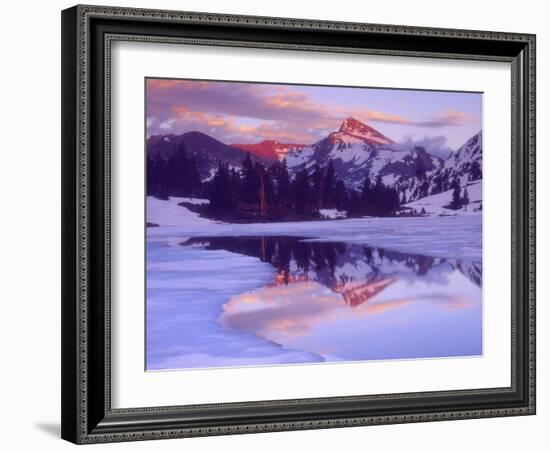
top-left (146, 78), bottom-right (482, 152)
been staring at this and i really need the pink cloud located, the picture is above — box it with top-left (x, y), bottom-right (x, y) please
top-left (350, 109), bottom-right (413, 125)
top-left (146, 78), bottom-right (477, 143)
top-left (416, 109), bottom-right (477, 128)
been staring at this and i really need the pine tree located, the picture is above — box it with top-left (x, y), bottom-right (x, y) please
top-left (254, 162), bottom-right (269, 215)
top-left (311, 165), bottom-right (324, 211)
top-left (451, 179), bottom-right (461, 209)
top-left (242, 152), bottom-right (259, 204)
top-left (292, 169), bottom-right (312, 214)
top-left (188, 155), bottom-right (202, 197)
top-left (230, 168), bottom-right (242, 201)
top-left (334, 179), bottom-right (347, 211)
top-left (388, 187), bottom-right (400, 212)
top-left (372, 175), bottom-right (384, 215)
top-left (263, 167), bottom-right (275, 209)
top-left (418, 179), bottom-right (430, 199)
top-left (462, 187), bottom-right (470, 205)
top-left (431, 174), bottom-right (443, 195)
top-left (323, 159), bottom-right (336, 208)
top-left (272, 159), bottom-right (291, 210)
top-left (470, 161), bottom-right (482, 181)
top-left (147, 154), bottom-right (163, 196)
top-left (209, 162), bottom-right (234, 212)
top-left (174, 142), bottom-right (190, 196)
top-left (442, 171), bottom-right (450, 192)
top-left (347, 190), bottom-right (361, 216)
top-left (165, 154), bottom-right (178, 196)
top-left (361, 175), bottom-right (372, 210)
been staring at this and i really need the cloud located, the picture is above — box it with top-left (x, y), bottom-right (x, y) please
top-left (147, 79), bottom-right (338, 142)
top-left (146, 79), bottom-right (477, 143)
top-left (349, 108), bottom-right (477, 129)
top-left (390, 135), bottom-right (453, 159)
top-left (147, 79), bottom-right (410, 134)
top-left (415, 110), bottom-right (476, 128)
top-left (147, 79), bottom-right (329, 124)
top-left (349, 109), bottom-right (413, 126)
top-left (219, 278), bottom-right (470, 343)
top-left (158, 118), bottom-right (176, 131)
top-left (149, 106), bottom-right (316, 144)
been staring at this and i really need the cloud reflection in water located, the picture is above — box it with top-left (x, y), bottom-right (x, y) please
top-left (182, 236), bottom-right (482, 362)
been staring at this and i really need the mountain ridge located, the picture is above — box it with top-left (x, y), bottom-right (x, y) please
top-left (147, 130), bottom-right (270, 180)
top-left (147, 117), bottom-right (482, 203)
top-left (285, 118), bottom-right (445, 189)
top-left (230, 140), bottom-right (308, 162)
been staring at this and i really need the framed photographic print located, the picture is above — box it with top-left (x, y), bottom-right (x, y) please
top-left (61, 4), bottom-right (536, 444)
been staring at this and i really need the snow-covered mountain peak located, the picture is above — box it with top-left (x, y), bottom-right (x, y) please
top-left (337, 116), bottom-right (395, 146)
top-left (285, 118), bottom-right (446, 190)
top-left (448, 131), bottom-right (482, 164)
top-left (443, 131), bottom-right (482, 178)
top-left (394, 132), bottom-right (482, 204)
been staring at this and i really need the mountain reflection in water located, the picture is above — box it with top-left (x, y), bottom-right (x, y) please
top-left (180, 236), bottom-right (482, 362)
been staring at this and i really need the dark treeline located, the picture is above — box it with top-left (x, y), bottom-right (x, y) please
top-left (447, 178), bottom-right (471, 210)
top-left (207, 153), bottom-right (402, 220)
top-left (147, 142), bottom-right (202, 198)
top-left (147, 144), bottom-right (402, 220)
top-left (350, 175), bottom-right (401, 216)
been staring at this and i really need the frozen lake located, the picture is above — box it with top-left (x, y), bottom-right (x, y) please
top-left (146, 198), bottom-right (482, 370)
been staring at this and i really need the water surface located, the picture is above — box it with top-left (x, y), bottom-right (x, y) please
top-left (146, 235), bottom-right (482, 370)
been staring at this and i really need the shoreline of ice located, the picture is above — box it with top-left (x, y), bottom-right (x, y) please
top-left (147, 197), bottom-right (482, 262)
top-left (146, 240), bottom-right (324, 370)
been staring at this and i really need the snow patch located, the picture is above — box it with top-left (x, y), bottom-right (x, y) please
top-left (146, 241), bottom-right (323, 370)
top-left (404, 180), bottom-right (482, 216)
top-left (147, 196), bottom-right (211, 227)
top-left (149, 204), bottom-right (482, 262)
top-left (319, 209), bottom-right (347, 219)
top-left (285, 146), bottom-right (314, 168)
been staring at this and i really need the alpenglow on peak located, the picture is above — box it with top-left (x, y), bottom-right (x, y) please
top-left (337, 116), bottom-right (395, 146)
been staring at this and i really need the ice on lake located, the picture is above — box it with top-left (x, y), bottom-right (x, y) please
top-left (146, 198), bottom-right (482, 371)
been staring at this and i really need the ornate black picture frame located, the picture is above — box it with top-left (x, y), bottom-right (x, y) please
top-left (61, 4), bottom-right (536, 444)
